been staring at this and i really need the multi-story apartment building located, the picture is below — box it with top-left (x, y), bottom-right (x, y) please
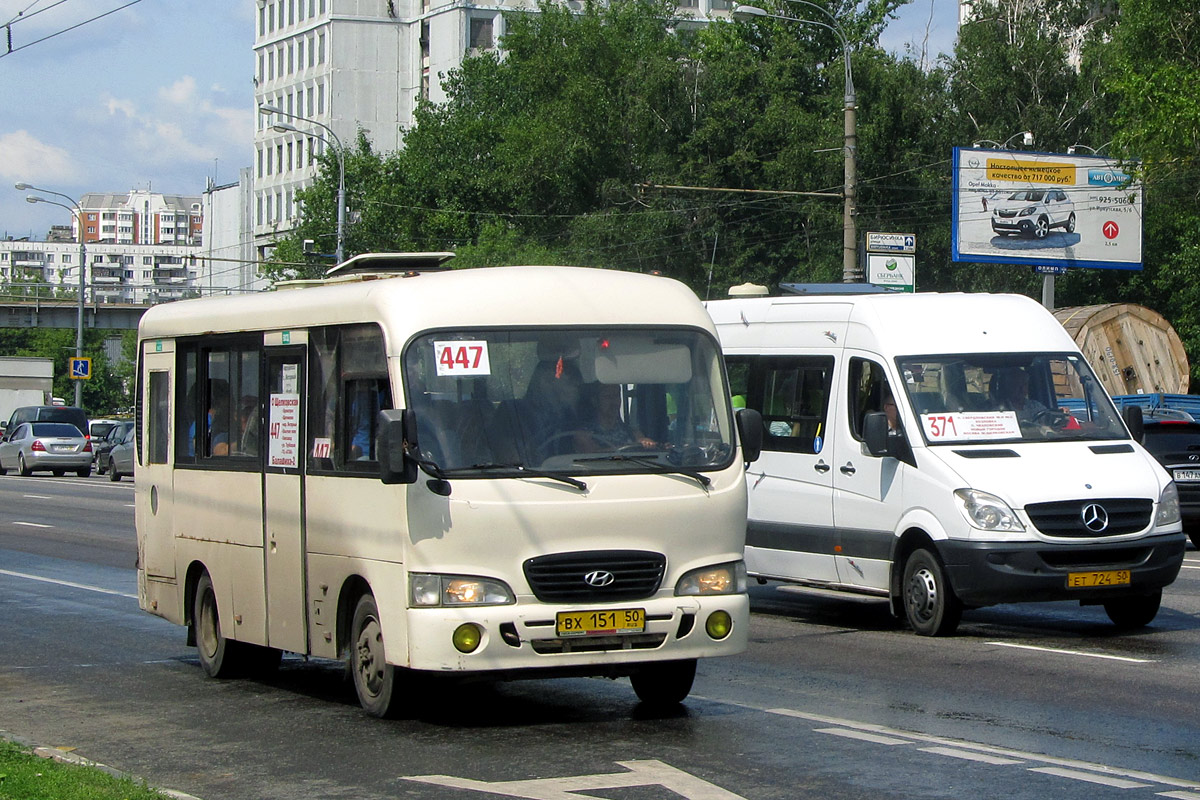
top-left (251, 0), bottom-right (732, 251)
top-left (77, 189), bottom-right (203, 247)
top-left (0, 239), bottom-right (200, 305)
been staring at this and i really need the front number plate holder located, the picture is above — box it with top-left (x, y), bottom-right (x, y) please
top-left (556, 608), bottom-right (645, 637)
top-left (1066, 570), bottom-right (1131, 588)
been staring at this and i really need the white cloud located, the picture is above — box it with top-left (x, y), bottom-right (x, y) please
top-left (160, 76), bottom-right (197, 105)
top-left (0, 130), bottom-right (76, 183)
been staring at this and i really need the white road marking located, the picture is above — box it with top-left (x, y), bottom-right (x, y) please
top-left (0, 569), bottom-right (136, 600)
top-left (1029, 766), bottom-right (1150, 789)
top-left (919, 746), bottom-right (1023, 765)
top-left (11, 521), bottom-right (53, 529)
top-left (1159, 792), bottom-right (1200, 799)
top-left (815, 727), bottom-right (910, 745)
top-left (745, 704), bottom-right (1199, 791)
top-left (407, 759), bottom-right (746, 799)
top-left (985, 641), bottom-right (1155, 664)
top-left (22, 494), bottom-right (52, 499)
top-left (1180, 564), bottom-right (1200, 570)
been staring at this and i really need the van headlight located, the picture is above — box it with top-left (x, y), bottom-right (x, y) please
top-left (954, 489), bottom-right (1025, 532)
top-left (1019, 206), bottom-right (1037, 217)
top-left (676, 561), bottom-right (747, 596)
top-left (410, 574), bottom-right (514, 607)
top-left (1157, 482), bottom-right (1182, 527)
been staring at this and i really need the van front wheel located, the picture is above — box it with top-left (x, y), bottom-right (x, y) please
top-left (902, 548), bottom-right (962, 636)
top-left (1103, 590), bottom-right (1161, 629)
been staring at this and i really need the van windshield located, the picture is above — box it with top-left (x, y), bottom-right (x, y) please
top-left (896, 353), bottom-right (1128, 445)
top-left (403, 328), bottom-right (734, 475)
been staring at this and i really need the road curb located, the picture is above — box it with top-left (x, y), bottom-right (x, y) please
top-left (0, 729), bottom-right (204, 800)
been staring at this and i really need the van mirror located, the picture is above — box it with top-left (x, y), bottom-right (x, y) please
top-left (377, 408), bottom-right (419, 485)
top-left (736, 408), bottom-right (763, 464)
top-left (864, 412), bottom-right (891, 456)
top-left (1122, 404), bottom-right (1144, 443)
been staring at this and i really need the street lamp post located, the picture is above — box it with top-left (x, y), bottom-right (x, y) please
top-left (732, 3), bottom-right (858, 282)
top-left (16, 183), bottom-right (86, 409)
top-left (257, 104), bottom-right (347, 265)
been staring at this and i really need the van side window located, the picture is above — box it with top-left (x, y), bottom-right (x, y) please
top-left (308, 324), bottom-right (391, 474)
top-left (849, 358), bottom-right (892, 441)
top-left (175, 339), bottom-right (260, 464)
top-left (726, 355), bottom-right (833, 455)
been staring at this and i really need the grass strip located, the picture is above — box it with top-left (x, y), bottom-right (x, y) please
top-left (0, 739), bottom-right (169, 800)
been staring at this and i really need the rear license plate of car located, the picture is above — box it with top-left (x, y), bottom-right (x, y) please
top-left (1067, 570), bottom-right (1131, 588)
top-left (556, 608), bottom-right (645, 637)
top-left (1173, 469), bottom-right (1200, 482)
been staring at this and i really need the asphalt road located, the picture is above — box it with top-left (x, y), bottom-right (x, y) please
top-left (2, 473), bottom-right (1199, 800)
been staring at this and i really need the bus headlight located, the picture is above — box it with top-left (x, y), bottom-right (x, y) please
top-left (410, 574), bottom-right (514, 607)
top-left (675, 561), bottom-right (747, 596)
top-left (954, 489), bottom-right (1025, 532)
top-left (1157, 482), bottom-right (1182, 527)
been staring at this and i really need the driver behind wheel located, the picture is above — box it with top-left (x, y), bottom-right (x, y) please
top-left (576, 381), bottom-right (656, 451)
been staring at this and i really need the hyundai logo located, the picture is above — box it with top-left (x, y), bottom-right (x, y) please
top-left (583, 570), bottom-right (615, 588)
top-left (1081, 503), bottom-right (1109, 533)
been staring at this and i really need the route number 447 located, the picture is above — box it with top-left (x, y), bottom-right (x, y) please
top-left (434, 340), bottom-right (492, 377)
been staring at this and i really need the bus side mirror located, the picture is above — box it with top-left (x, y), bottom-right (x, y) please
top-left (736, 408), bottom-right (763, 464)
top-left (1122, 404), bottom-right (1144, 443)
top-left (377, 408), bottom-right (419, 485)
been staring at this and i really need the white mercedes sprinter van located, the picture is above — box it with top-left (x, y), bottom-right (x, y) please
top-left (708, 291), bottom-right (1185, 635)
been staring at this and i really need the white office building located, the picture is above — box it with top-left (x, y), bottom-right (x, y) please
top-left (251, 0), bottom-right (733, 252)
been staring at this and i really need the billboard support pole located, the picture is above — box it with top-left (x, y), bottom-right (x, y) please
top-left (1042, 274), bottom-right (1055, 311)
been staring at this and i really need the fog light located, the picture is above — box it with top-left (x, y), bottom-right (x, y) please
top-left (452, 623), bottom-right (483, 653)
top-left (705, 610), bottom-right (732, 640)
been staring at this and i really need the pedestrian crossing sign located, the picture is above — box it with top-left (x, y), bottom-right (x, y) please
top-left (70, 357), bottom-right (92, 380)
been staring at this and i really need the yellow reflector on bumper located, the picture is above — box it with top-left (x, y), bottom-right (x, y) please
top-left (453, 623), bottom-right (483, 653)
top-left (705, 610), bottom-right (732, 640)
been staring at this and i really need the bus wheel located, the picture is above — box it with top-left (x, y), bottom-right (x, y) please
top-left (193, 571), bottom-right (241, 678)
top-left (350, 594), bottom-right (400, 718)
top-left (902, 548), bottom-right (962, 636)
top-left (1104, 590), bottom-right (1161, 629)
top-left (630, 659), bottom-right (697, 708)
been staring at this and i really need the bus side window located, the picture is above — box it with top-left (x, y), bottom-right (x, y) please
top-left (308, 323), bottom-right (389, 473)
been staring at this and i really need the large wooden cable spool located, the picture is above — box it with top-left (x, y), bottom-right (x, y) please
top-left (1053, 304), bottom-right (1190, 395)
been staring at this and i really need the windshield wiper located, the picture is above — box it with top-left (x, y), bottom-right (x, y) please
top-left (575, 454), bottom-right (711, 489)
top-left (459, 462), bottom-right (588, 491)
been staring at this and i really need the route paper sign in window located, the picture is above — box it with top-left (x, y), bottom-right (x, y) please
top-left (434, 340), bottom-right (491, 377)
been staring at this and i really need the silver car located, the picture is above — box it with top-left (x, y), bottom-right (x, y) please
top-left (107, 425), bottom-right (136, 482)
top-left (991, 188), bottom-right (1076, 239)
top-left (0, 422), bottom-right (93, 477)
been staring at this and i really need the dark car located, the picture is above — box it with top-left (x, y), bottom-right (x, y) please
top-left (106, 425), bottom-right (136, 482)
top-left (94, 421), bottom-right (134, 474)
top-left (1140, 411), bottom-right (1200, 548)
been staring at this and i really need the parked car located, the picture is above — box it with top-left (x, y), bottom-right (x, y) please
top-left (107, 425), bottom-right (136, 482)
top-left (94, 421), bottom-right (134, 474)
top-left (0, 422), bottom-right (93, 477)
top-left (991, 188), bottom-right (1076, 239)
top-left (1139, 411), bottom-right (1200, 548)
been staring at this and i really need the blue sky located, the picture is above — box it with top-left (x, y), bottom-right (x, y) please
top-left (0, 0), bottom-right (956, 239)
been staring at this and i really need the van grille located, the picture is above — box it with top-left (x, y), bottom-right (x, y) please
top-left (523, 550), bottom-right (665, 603)
top-left (1025, 498), bottom-right (1152, 537)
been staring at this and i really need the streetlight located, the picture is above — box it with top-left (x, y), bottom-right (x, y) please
top-left (972, 131), bottom-right (1034, 150)
top-left (16, 183), bottom-right (86, 409)
top-left (258, 104), bottom-right (346, 265)
top-left (732, 3), bottom-right (858, 282)
top-left (1067, 141), bottom-right (1112, 155)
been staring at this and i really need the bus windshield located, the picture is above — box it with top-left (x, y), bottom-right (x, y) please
top-left (896, 352), bottom-right (1128, 445)
top-left (403, 328), bottom-right (734, 474)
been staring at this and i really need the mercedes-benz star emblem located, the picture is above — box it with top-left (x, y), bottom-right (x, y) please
top-left (1081, 503), bottom-right (1109, 533)
top-left (583, 570), bottom-right (615, 588)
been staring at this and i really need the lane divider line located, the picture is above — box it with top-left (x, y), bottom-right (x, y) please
top-left (0, 569), bottom-right (136, 600)
top-left (919, 746), bottom-right (1023, 765)
top-left (12, 521), bottom-right (53, 529)
top-left (814, 728), bottom-right (910, 746)
top-left (985, 641), bottom-right (1156, 663)
top-left (1028, 766), bottom-right (1150, 789)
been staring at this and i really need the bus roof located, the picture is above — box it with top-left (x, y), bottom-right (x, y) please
top-left (139, 265), bottom-right (714, 351)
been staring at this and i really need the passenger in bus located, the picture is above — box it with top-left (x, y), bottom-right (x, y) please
top-left (233, 395), bottom-right (259, 456)
top-left (525, 357), bottom-right (583, 459)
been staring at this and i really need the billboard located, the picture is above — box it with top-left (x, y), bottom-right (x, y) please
top-left (952, 147), bottom-right (1143, 271)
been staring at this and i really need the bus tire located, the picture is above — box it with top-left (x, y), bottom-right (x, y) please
top-left (350, 593), bottom-right (400, 718)
top-left (193, 571), bottom-right (242, 678)
top-left (902, 548), bottom-right (962, 636)
top-left (1104, 589), bottom-right (1161, 629)
top-left (630, 659), bottom-right (697, 707)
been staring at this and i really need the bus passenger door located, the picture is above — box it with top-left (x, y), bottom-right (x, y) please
top-left (138, 346), bottom-right (176, 585)
top-left (263, 345), bottom-right (308, 654)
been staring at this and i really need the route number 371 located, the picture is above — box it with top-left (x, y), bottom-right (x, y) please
top-left (434, 340), bottom-right (492, 377)
top-left (925, 414), bottom-right (958, 439)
